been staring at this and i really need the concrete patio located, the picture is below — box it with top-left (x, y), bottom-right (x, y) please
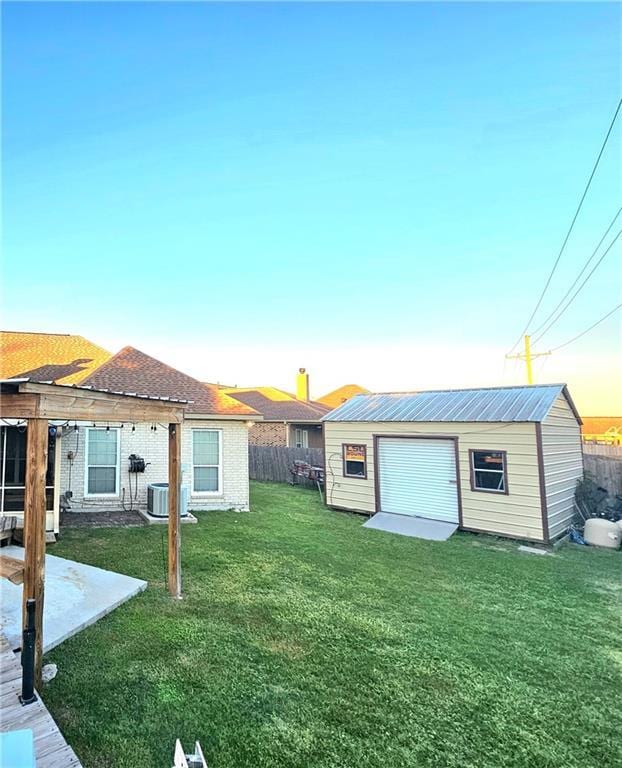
top-left (0, 545), bottom-right (147, 652)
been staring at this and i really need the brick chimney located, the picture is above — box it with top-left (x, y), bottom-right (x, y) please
top-left (296, 368), bottom-right (310, 401)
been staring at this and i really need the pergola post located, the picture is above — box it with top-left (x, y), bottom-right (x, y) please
top-left (22, 417), bottom-right (48, 688)
top-left (168, 423), bottom-right (181, 598)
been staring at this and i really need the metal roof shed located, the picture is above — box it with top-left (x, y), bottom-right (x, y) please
top-left (322, 384), bottom-right (583, 544)
top-left (0, 379), bottom-right (189, 686)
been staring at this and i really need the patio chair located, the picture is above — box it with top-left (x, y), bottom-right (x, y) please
top-left (290, 460), bottom-right (325, 503)
top-left (0, 515), bottom-right (18, 546)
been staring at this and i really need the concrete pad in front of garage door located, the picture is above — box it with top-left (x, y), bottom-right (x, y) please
top-left (363, 512), bottom-right (458, 541)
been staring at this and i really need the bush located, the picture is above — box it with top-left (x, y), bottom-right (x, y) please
top-left (575, 474), bottom-right (622, 522)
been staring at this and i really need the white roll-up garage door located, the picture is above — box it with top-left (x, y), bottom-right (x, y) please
top-left (377, 438), bottom-right (459, 523)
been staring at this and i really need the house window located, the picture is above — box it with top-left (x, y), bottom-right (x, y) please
top-left (294, 429), bottom-right (309, 449)
top-left (470, 450), bottom-right (507, 493)
top-left (85, 428), bottom-right (119, 496)
top-left (192, 429), bottom-right (222, 493)
top-left (343, 443), bottom-right (367, 479)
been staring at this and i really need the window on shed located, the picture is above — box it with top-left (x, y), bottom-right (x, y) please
top-left (343, 444), bottom-right (367, 478)
top-left (470, 450), bottom-right (507, 493)
top-left (192, 429), bottom-right (221, 493)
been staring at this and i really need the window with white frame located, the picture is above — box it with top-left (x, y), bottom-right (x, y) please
top-left (192, 429), bottom-right (221, 493)
top-left (294, 428), bottom-right (308, 449)
top-left (85, 428), bottom-right (119, 496)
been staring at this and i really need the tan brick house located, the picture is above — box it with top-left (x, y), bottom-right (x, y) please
top-left (222, 372), bottom-right (330, 449)
top-left (0, 332), bottom-right (259, 530)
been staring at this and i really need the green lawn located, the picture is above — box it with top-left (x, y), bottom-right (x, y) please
top-left (44, 482), bottom-right (621, 768)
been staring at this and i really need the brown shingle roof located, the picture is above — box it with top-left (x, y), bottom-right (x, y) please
top-left (222, 387), bottom-right (330, 421)
top-left (317, 384), bottom-right (370, 409)
top-left (0, 331), bottom-right (112, 384)
top-left (82, 347), bottom-right (257, 417)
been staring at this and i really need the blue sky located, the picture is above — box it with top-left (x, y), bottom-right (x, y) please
top-left (2, 2), bottom-right (620, 411)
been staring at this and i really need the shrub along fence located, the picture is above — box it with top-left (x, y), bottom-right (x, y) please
top-left (249, 446), bottom-right (324, 485)
top-left (584, 453), bottom-right (622, 496)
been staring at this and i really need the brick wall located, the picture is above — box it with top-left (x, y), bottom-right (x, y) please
top-left (59, 419), bottom-right (250, 513)
top-left (249, 422), bottom-right (288, 447)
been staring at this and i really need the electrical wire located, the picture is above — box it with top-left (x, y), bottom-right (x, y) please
top-left (548, 301), bottom-right (622, 352)
top-left (532, 226), bottom-right (622, 344)
top-left (507, 97), bottom-right (622, 354)
top-left (530, 206), bottom-right (622, 336)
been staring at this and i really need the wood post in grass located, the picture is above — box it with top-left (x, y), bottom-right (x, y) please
top-left (22, 418), bottom-right (49, 688)
top-left (168, 423), bottom-right (182, 598)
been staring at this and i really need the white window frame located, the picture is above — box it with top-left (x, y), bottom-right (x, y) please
top-left (84, 427), bottom-right (121, 498)
top-left (191, 428), bottom-right (223, 496)
top-left (294, 428), bottom-right (309, 449)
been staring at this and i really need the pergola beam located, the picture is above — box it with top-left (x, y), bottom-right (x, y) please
top-left (1, 383), bottom-right (184, 424)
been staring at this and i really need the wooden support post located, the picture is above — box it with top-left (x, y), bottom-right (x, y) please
top-left (168, 423), bottom-right (182, 598)
top-left (22, 417), bottom-right (48, 689)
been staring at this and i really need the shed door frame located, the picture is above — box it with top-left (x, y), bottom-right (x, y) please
top-left (372, 434), bottom-right (463, 527)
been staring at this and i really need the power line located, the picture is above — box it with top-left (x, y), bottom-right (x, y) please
top-left (531, 205), bottom-right (622, 336)
top-left (548, 302), bottom-right (622, 352)
top-left (507, 97), bottom-right (622, 354)
top-left (532, 226), bottom-right (622, 344)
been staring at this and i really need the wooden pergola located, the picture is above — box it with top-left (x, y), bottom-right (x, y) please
top-left (0, 379), bottom-right (189, 686)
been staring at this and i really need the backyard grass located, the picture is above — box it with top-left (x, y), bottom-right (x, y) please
top-left (44, 482), bottom-right (621, 768)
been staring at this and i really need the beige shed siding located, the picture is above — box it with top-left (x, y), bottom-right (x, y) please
top-left (325, 421), bottom-right (544, 541)
top-left (540, 393), bottom-right (583, 540)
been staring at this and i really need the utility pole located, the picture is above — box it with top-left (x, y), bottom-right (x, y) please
top-left (505, 335), bottom-right (551, 385)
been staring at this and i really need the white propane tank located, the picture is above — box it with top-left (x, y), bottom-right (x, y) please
top-left (584, 518), bottom-right (621, 550)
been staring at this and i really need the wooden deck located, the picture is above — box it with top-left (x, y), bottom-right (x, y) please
top-left (0, 634), bottom-right (82, 767)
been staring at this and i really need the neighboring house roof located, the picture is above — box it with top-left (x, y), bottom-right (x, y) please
top-left (581, 417), bottom-right (622, 435)
top-left (0, 331), bottom-right (112, 385)
top-left (222, 386), bottom-right (330, 422)
top-left (82, 347), bottom-right (258, 418)
top-left (322, 384), bottom-right (581, 424)
top-left (317, 384), bottom-right (370, 409)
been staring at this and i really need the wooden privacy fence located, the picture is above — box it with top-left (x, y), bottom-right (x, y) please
top-left (584, 454), bottom-right (622, 496)
top-left (249, 446), bottom-right (324, 484)
top-left (582, 443), bottom-right (622, 458)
